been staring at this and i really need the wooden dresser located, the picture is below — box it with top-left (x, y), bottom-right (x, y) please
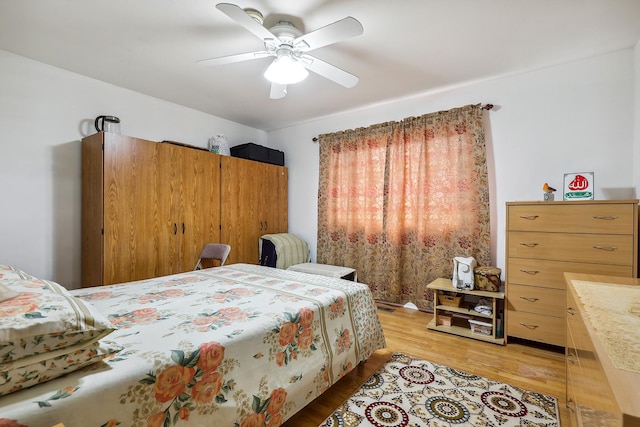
top-left (505, 200), bottom-right (638, 347)
top-left (565, 273), bottom-right (640, 426)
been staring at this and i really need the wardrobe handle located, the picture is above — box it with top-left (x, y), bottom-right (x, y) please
top-left (264, 220), bottom-right (268, 230)
top-left (593, 245), bottom-right (617, 251)
top-left (519, 322), bottom-right (539, 330)
top-left (566, 307), bottom-right (576, 316)
top-left (173, 223), bottom-right (177, 235)
top-left (567, 353), bottom-right (576, 364)
top-left (593, 215), bottom-right (618, 220)
top-left (567, 399), bottom-right (576, 413)
top-left (519, 215), bottom-right (539, 220)
top-left (182, 223), bottom-right (185, 234)
top-left (259, 221), bottom-right (263, 231)
top-left (519, 242), bottom-right (539, 247)
top-left (520, 269), bottom-right (539, 275)
top-left (519, 296), bottom-right (539, 302)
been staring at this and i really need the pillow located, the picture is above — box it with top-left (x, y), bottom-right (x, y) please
top-left (0, 276), bottom-right (117, 364)
top-left (0, 339), bottom-right (123, 396)
top-left (0, 265), bottom-right (34, 281)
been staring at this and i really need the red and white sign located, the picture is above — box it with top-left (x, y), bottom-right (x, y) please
top-left (563, 172), bottom-right (594, 200)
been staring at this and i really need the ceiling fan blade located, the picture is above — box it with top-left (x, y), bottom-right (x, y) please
top-left (302, 55), bottom-right (359, 88)
top-left (294, 17), bottom-right (363, 51)
top-left (197, 51), bottom-right (272, 66)
top-left (216, 3), bottom-right (279, 44)
top-left (270, 83), bottom-right (287, 99)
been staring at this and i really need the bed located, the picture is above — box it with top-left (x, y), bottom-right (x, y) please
top-left (0, 263), bottom-right (386, 427)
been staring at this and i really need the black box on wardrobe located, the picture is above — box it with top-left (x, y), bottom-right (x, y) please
top-left (230, 143), bottom-right (285, 166)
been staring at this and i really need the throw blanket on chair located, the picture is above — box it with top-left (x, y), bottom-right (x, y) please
top-left (260, 233), bottom-right (310, 269)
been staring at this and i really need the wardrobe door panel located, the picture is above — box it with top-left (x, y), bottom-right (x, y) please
top-left (156, 142), bottom-right (182, 277)
top-left (82, 133), bottom-right (105, 287)
top-left (221, 156), bottom-right (260, 265)
top-left (260, 162), bottom-right (288, 235)
top-left (104, 135), bottom-right (166, 284)
top-left (179, 148), bottom-right (220, 271)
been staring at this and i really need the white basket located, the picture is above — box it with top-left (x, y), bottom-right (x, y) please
top-left (468, 319), bottom-right (493, 335)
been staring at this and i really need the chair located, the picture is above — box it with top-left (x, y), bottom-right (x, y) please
top-left (194, 243), bottom-right (231, 270)
top-left (259, 233), bottom-right (310, 269)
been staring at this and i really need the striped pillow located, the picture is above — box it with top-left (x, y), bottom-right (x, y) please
top-left (0, 339), bottom-right (123, 396)
top-left (0, 277), bottom-right (117, 364)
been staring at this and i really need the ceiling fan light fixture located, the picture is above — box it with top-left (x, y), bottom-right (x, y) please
top-left (207, 4), bottom-right (363, 98)
top-left (264, 55), bottom-right (308, 85)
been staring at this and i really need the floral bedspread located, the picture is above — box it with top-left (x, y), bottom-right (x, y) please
top-left (0, 264), bottom-right (386, 427)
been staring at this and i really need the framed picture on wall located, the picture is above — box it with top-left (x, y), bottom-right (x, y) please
top-left (563, 172), bottom-right (594, 200)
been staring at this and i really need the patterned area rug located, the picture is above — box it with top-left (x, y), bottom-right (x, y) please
top-left (320, 352), bottom-right (560, 427)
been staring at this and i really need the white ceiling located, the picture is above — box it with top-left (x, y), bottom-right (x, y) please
top-left (1, 1), bottom-right (640, 131)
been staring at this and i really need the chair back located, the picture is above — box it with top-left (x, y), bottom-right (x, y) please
top-left (194, 243), bottom-right (231, 270)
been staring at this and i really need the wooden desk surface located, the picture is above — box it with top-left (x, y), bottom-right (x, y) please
top-left (565, 272), bottom-right (640, 425)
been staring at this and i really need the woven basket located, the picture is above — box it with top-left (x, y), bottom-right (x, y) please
top-left (473, 266), bottom-right (502, 292)
top-left (438, 293), bottom-right (463, 307)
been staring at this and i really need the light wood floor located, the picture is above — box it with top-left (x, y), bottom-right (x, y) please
top-left (284, 303), bottom-right (570, 426)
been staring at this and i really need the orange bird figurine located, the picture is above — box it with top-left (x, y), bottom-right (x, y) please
top-left (543, 183), bottom-right (556, 193)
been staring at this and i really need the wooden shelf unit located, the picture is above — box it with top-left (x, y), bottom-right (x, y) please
top-left (427, 278), bottom-right (505, 345)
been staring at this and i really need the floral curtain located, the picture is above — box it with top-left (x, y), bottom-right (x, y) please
top-left (317, 104), bottom-right (490, 311)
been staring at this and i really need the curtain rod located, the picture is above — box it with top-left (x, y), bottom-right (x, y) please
top-left (311, 103), bottom-right (495, 142)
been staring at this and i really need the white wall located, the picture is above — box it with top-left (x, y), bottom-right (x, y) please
top-left (0, 50), bottom-right (267, 288)
top-left (1, 47), bottom-right (636, 288)
top-left (269, 49), bottom-right (636, 276)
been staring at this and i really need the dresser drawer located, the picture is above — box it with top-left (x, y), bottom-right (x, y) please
top-left (508, 232), bottom-right (634, 265)
top-left (507, 258), bottom-right (633, 290)
top-left (508, 203), bottom-right (635, 234)
top-left (507, 284), bottom-right (565, 318)
top-left (507, 310), bottom-right (565, 346)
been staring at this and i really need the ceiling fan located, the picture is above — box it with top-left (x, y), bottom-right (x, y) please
top-left (198, 3), bottom-right (364, 99)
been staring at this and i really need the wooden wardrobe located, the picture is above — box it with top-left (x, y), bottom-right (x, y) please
top-left (82, 132), bottom-right (288, 287)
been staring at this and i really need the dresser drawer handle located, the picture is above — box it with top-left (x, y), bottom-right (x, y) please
top-left (519, 322), bottom-right (539, 330)
top-left (519, 269), bottom-right (539, 275)
top-left (567, 353), bottom-right (576, 364)
top-left (567, 399), bottom-right (576, 413)
top-left (519, 242), bottom-right (539, 247)
top-left (593, 245), bottom-right (617, 251)
top-left (566, 307), bottom-right (576, 316)
top-left (519, 296), bottom-right (539, 302)
top-left (519, 215), bottom-right (539, 220)
top-left (593, 215), bottom-right (618, 220)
